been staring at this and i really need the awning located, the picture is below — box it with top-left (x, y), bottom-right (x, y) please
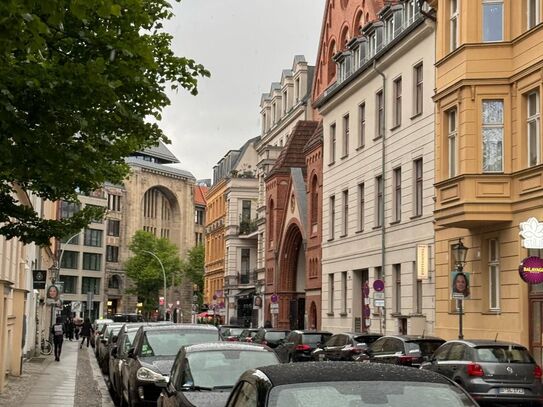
top-left (236, 288), bottom-right (255, 299)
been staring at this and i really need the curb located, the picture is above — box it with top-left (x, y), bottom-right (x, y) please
top-left (86, 346), bottom-right (115, 407)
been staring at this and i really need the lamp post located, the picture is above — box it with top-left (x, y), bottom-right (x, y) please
top-left (451, 238), bottom-right (468, 340)
top-left (141, 250), bottom-right (168, 321)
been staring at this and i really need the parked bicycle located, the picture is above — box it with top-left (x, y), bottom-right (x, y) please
top-left (40, 330), bottom-right (52, 355)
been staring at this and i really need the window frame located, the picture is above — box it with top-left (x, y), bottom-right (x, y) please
top-left (341, 189), bottom-right (349, 236)
top-left (414, 158), bottom-right (423, 217)
top-left (329, 195), bottom-right (336, 239)
top-left (489, 239), bottom-right (500, 311)
top-left (393, 167), bottom-right (402, 222)
top-left (482, 0), bottom-right (504, 42)
top-left (342, 114), bottom-right (350, 157)
top-left (393, 77), bottom-right (402, 127)
top-left (527, 0), bottom-right (541, 29)
top-left (376, 90), bottom-right (385, 139)
top-left (482, 99), bottom-right (505, 173)
top-left (329, 123), bottom-right (337, 164)
top-left (448, 108), bottom-right (458, 177)
top-left (394, 264), bottom-right (402, 314)
top-left (527, 91), bottom-right (540, 167)
top-left (375, 175), bottom-right (384, 228)
top-left (413, 63), bottom-right (423, 116)
top-left (358, 102), bottom-right (366, 148)
top-left (357, 183), bottom-right (365, 232)
top-left (450, 0), bottom-right (459, 51)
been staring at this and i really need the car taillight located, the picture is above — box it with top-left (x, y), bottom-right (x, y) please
top-left (349, 347), bottom-right (362, 354)
top-left (467, 363), bottom-right (485, 377)
top-left (398, 355), bottom-right (416, 364)
top-left (295, 344), bottom-right (311, 351)
top-left (534, 365), bottom-right (542, 379)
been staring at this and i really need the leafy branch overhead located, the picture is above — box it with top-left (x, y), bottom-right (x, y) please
top-left (0, 0), bottom-right (210, 245)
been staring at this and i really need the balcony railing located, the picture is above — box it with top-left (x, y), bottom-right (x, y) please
top-left (224, 270), bottom-right (258, 288)
top-left (239, 217), bottom-right (258, 235)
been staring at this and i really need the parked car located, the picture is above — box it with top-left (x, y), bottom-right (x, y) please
top-left (312, 332), bottom-right (382, 361)
top-left (274, 330), bottom-right (332, 363)
top-left (252, 328), bottom-right (290, 349)
top-left (112, 313), bottom-right (145, 323)
top-left (93, 318), bottom-right (114, 333)
top-left (219, 325), bottom-right (245, 341)
top-left (224, 362), bottom-right (479, 407)
top-left (120, 323), bottom-right (220, 407)
top-left (363, 335), bottom-right (445, 367)
top-left (421, 339), bottom-right (543, 405)
top-left (96, 323), bottom-right (124, 369)
top-left (156, 342), bottom-right (280, 407)
top-left (238, 328), bottom-right (259, 343)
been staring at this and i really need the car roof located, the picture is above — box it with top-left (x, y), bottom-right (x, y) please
top-left (261, 328), bottom-right (290, 332)
top-left (290, 330), bottom-right (331, 335)
top-left (447, 339), bottom-right (527, 348)
top-left (140, 323), bottom-right (218, 332)
top-left (380, 335), bottom-right (444, 342)
top-left (184, 342), bottom-right (272, 353)
top-left (254, 362), bottom-right (455, 386)
top-left (95, 319), bottom-right (114, 324)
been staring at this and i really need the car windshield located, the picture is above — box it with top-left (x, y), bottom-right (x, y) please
top-left (141, 330), bottom-right (218, 357)
top-left (187, 350), bottom-right (278, 389)
top-left (354, 336), bottom-right (380, 345)
top-left (475, 346), bottom-right (533, 363)
top-left (267, 381), bottom-right (475, 407)
top-left (302, 334), bottom-right (331, 345)
top-left (405, 341), bottom-right (444, 356)
top-left (223, 328), bottom-right (244, 337)
top-left (265, 332), bottom-right (288, 341)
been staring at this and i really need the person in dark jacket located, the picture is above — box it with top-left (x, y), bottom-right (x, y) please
top-left (80, 317), bottom-right (94, 349)
top-left (51, 316), bottom-right (64, 361)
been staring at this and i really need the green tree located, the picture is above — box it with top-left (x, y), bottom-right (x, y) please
top-left (0, 0), bottom-right (209, 246)
top-left (125, 230), bottom-right (182, 314)
top-left (180, 244), bottom-right (204, 304)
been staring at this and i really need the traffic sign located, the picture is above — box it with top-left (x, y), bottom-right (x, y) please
top-left (271, 294), bottom-right (278, 303)
top-left (270, 303), bottom-right (279, 310)
top-left (374, 299), bottom-right (385, 307)
top-left (374, 292), bottom-right (385, 300)
top-left (373, 279), bottom-right (385, 292)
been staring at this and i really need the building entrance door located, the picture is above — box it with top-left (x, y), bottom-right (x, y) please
top-left (530, 299), bottom-right (543, 367)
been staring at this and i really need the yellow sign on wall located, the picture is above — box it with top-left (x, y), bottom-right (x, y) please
top-left (417, 244), bottom-right (429, 280)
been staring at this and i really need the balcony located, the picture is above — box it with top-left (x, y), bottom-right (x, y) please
top-left (239, 217), bottom-right (258, 235)
top-left (224, 270), bottom-right (258, 289)
top-left (435, 167), bottom-right (543, 228)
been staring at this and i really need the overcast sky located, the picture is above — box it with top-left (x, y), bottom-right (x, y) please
top-left (160, 0), bottom-right (325, 181)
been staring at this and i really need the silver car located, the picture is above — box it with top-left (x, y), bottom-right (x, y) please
top-left (421, 339), bottom-right (543, 405)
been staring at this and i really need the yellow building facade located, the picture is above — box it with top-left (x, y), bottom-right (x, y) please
top-left (431, 0), bottom-right (543, 363)
top-left (204, 179), bottom-right (226, 310)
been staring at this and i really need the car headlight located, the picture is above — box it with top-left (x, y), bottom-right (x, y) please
top-left (136, 367), bottom-right (165, 382)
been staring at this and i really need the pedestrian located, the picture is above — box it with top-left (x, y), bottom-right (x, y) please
top-left (80, 317), bottom-right (94, 349)
top-left (51, 316), bottom-right (64, 361)
top-left (74, 316), bottom-right (82, 340)
top-left (67, 318), bottom-right (75, 340)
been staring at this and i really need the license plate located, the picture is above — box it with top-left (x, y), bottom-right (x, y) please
top-left (318, 354), bottom-right (325, 361)
top-left (500, 388), bottom-right (525, 394)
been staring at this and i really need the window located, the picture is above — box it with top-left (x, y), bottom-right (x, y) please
top-left (60, 201), bottom-right (80, 219)
top-left (393, 77), bottom-right (402, 127)
top-left (311, 176), bottom-right (318, 227)
top-left (268, 200), bottom-right (274, 244)
top-left (416, 278), bottom-right (423, 314)
top-left (527, 91), bottom-right (540, 166)
top-left (450, 0), bottom-right (459, 51)
top-left (414, 159), bottom-right (423, 217)
top-left (329, 195), bottom-right (336, 239)
top-left (482, 100), bottom-right (504, 172)
top-left (83, 253), bottom-right (102, 271)
top-left (341, 271), bottom-right (347, 314)
top-left (108, 194), bottom-right (121, 211)
top-left (195, 208), bottom-right (205, 225)
top-left (108, 275), bottom-right (121, 289)
top-left (242, 200), bottom-right (251, 221)
top-left (241, 249), bottom-right (250, 284)
top-left (375, 176), bottom-right (383, 227)
top-left (376, 90), bottom-right (384, 138)
top-left (448, 108), bottom-right (458, 177)
top-left (483, 0), bottom-right (503, 42)
top-left (358, 103), bottom-right (366, 148)
top-left (394, 264), bottom-right (402, 313)
top-left (107, 220), bottom-right (120, 236)
top-left (61, 233), bottom-right (79, 245)
top-left (60, 251), bottom-right (78, 269)
top-left (358, 183), bottom-right (365, 231)
top-left (195, 232), bottom-right (203, 245)
top-left (414, 63), bottom-right (423, 116)
top-left (393, 167), bottom-right (401, 222)
top-left (283, 90), bottom-right (288, 114)
top-left (328, 274), bottom-right (335, 313)
top-left (81, 277), bottom-right (100, 295)
top-left (342, 190), bottom-right (349, 236)
top-left (489, 239), bottom-right (500, 310)
top-left (106, 245), bottom-right (119, 262)
top-left (528, 0), bottom-right (540, 29)
top-left (84, 228), bottom-right (102, 247)
top-left (295, 78), bottom-right (300, 102)
top-left (330, 123), bottom-right (336, 163)
top-left (59, 275), bottom-right (77, 294)
top-left (342, 114), bottom-right (350, 157)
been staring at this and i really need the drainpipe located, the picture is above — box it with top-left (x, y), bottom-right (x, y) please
top-left (373, 59), bottom-right (386, 334)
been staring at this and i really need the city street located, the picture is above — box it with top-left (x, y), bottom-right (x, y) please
top-left (0, 341), bottom-right (113, 407)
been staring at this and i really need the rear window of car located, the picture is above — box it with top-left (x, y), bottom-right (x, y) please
top-left (475, 346), bottom-right (534, 363)
top-left (141, 329), bottom-right (218, 356)
top-left (354, 335), bottom-right (380, 345)
top-left (265, 331), bottom-right (288, 341)
top-left (302, 334), bottom-right (331, 345)
top-left (223, 328), bottom-right (244, 337)
top-left (406, 340), bottom-right (444, 356)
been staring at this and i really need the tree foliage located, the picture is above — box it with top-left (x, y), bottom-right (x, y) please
top-left (180, 244), bottom-right (204, 303)
top-left (0, 0), bottom-right (209, 245)
top-left (125, 230), bottom-right (182, 313)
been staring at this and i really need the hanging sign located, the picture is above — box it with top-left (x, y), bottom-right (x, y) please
top-left (519, 217), bottom-right (543, 249)
top-left (417, 245), bottom-right (429, 280)
top-left (519, 256), bottom-right (543, 285)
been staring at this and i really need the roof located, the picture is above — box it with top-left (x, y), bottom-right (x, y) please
top-left (138, 141), bottom-right (179, 163)
top-left (194, 184), bottom-right (208, 206)
top-left (230, 136), bottom-right (260, 171)
top-left (451, 339), bottom-right (527, 348)
top-left (290, 330), bottom-right (332, 335)
top-left (267, 121), bottom-right (319, 179)
top-left (256, 362), bottom-right (454, 387)
top-left (125, 157), bottom-right (195, 180)
top-left (303, 121), bottom-right (323, 153)
top-left (141, 323), bottom-right (218, 332)
top-left (184, 342), bottom-right (272, 353)
top-left (383, 335), bottom-right (445, 342)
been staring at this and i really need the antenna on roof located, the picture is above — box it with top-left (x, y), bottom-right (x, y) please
top-left (495, 332), bottom-right (499, 342)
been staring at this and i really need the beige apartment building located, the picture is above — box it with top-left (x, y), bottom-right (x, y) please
top-left (430, 0), bottom-right (543, 361)
top-left (316, 0), bottom-right (437, 335)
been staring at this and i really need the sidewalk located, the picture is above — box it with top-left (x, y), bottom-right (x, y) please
top-left (0, 339), bottom-right (114, 407)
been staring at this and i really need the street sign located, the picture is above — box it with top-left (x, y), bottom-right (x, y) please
top-left (271, 294), bottom-right (278, 303)
top-left (373, 279), bottom-right (385, 292)
top-left (270, 303), bottom-right (279, 310)
top-left (270, 307), bottom-right (279, 314)
top-left (374, 299), bottom-right (385, 307)
top-left (374, 292), bottom-right (385, 300)
top-left (168, 303), bottom-right (173, 308)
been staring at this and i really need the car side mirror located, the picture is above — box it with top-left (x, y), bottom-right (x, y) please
top-left (127, 348), bottom-right (135, 358)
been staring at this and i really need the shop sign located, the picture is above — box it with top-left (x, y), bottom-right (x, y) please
top-left (519, 256), bottom-right (543, 285)
top-left (32, 270), bottom-right (47, 289)
top-left (416, 245), bottom-right (429, 280)
top-left (519, 217), bottom-right (543, 249)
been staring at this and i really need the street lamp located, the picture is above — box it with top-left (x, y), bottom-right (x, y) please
top-left (141, 250), bottom-right (167, 321)
top-left (451, 238), bottom-right (468, 339)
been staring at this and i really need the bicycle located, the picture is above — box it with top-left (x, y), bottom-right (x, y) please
top-left (40, 330), bottom-right (52, 355)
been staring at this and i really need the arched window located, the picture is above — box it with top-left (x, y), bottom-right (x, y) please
top-left (311, 175), bottom-right (318, 226)
top-left (354, 10), bottom-right (364, 33)
top-left (327, 40), bottom-right (337, 83)
top-left (108, 275), bottom-right (121, 289)
top-left (268, 199), bottom-right (275, 244)
top-left (340, 26), bottom-right (350, 48)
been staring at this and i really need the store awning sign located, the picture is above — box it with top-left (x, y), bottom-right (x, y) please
top-left (519, 256), bottom-right (543, 285)
top-left (519, 217), bottom-right (543, 249)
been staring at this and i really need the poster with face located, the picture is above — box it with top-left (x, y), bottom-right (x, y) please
top-left (451, 271), bottom-right (470, 299)
top-left (47, 285), bottom-right (60, 301)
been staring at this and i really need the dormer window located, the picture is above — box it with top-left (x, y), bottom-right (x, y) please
top-left (405, 0), bottom-right (420, 24)
top-left (334, 51), bottom-right (352, 84)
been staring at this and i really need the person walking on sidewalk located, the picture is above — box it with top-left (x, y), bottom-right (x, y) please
top-left (51, 316), bottom-right (64, 361)
top-left (80, 317), bottom-right (94, 348)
